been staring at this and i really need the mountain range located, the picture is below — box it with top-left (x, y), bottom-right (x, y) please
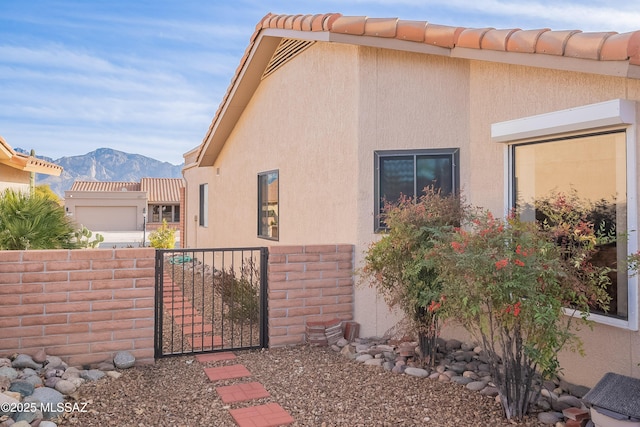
top-left (16, 148), bottom-right (184, 197)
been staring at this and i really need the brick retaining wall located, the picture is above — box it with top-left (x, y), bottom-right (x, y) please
top-left (0, 248), bottom-right (155, 367)
top-left (267, 244), bottom-right (354, 347)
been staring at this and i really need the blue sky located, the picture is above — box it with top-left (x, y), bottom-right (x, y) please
top-left (1, 1), bottom-right (639, 164)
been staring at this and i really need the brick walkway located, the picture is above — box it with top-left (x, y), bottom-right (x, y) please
top-left (162, 273), bottom-right (222, 352)
top-left (196, 351), bottom-right (294, 427)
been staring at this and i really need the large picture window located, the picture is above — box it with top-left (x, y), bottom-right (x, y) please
top-left (513, 131), bottom-right (628, 319)
top-left (494, 98), bottom-right (637, 330)
top-left (374, 149), bottom-right (458, 230)
top-left (258, 170), bottom-right (278, 240)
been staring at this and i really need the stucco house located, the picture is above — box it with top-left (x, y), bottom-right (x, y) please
top-left (182, 12), bottom-right (640, 387)
top-left (0, 136), bottom-right (62, 192)
top-left (64, 178), bottom-right (184, 236)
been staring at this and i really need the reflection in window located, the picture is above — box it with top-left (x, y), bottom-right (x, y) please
top-left (375, 149), bottom-right (458, 230)
top-left (258, 170), bottom-right (278, 240)
top-left (513, 131), bottom-right (627, 319)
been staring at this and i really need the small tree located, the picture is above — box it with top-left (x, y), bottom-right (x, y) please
top-left (433, 208), bottom-right (611, 421)
top-left (0, 188), bottom-right (77, 250)
top-left (361, 187), bottom-right (462, 367)
top-left (149, 219), bottom-right (176, 249)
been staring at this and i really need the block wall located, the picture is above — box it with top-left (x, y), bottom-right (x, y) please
top-left (0, 248), bottom-right (156, 367)
top-left (267, 244), bottom-right (354, 347)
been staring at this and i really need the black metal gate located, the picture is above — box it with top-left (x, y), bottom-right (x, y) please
top-left (154, 247), bottom-right (268, 358)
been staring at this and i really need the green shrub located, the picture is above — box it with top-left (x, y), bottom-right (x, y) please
top-left (0, 188), bottom-right (77, 250)
top-left (361, 187), bottom-right (462, 367)
top-left (149, 219), bottom-right (176, 248)
top-left (215, 258), bottom-right (260, 322)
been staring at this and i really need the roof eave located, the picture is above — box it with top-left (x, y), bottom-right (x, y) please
top-left (452, 46), bottom-right (640, 79)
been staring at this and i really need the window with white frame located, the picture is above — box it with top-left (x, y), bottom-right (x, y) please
top-left (493, 99), bottom-right (638, 330)
top-left (374, 149), bottom-right (459, 231)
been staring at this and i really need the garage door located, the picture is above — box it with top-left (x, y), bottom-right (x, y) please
top-left (74, 206), bottom-right (137, 231)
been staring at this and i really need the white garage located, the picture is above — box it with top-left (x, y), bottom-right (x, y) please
top-left (74, 206), bottom-right (138, 231)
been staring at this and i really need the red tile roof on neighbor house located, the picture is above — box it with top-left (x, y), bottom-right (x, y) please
top-left (70, 181), bottom-right (141, 192)
top-left (194, 13), bottom-right (640, 167)
top-left (140, 178), bottom-right (183, 203)
top-left (70, 178), bottom-right (183, 203)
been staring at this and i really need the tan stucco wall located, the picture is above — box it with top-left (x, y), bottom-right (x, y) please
top-left (184, 42), bottom-right (360, 249)
top-left (186, 39), bottom-right (640, 387)
top-left (354, 47), bottom-right (471, 339)
top-left (0, 163), bottom-right (30, 193)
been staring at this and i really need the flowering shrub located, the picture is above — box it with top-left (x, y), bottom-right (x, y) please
top-left (433, 208), bottom-right (611, 421)
top-left (361, 187), bottom-right (462, 367)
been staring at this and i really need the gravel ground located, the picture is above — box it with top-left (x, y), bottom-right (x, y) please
top-left (57, 345), bottom-right (546, 427)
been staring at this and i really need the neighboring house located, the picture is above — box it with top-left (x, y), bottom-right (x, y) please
top-left (64, 178), bottom-right (184, 235)
top-left (182, 12), bottom-right (640, 386)
top-left (0, 135), bottom-right (62, 192)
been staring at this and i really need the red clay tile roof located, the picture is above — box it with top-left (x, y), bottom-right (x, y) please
top-left (257, 13), bottom-right (640, 62)
top-left (140, 178), bottom-right (183, 203)
top-left (70, 181), bottom-right (141, 192)
top-left (70, 178), bottom-right (183, 203)
top-left (195, 12), bottom-right (640, 166)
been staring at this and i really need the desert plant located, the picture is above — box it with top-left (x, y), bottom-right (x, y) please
top-left (0, 188), bottom-right (77, 250)
top-left (73, 225), bottom-right (104, 248)
top-left (361, 187), bottom-right (462, 367)
top-left (149, 219), bottom-right (176, 249)
top-left (215, 258), bottom-right (260, 322)
top-left (433, 207), bottom-right (611, 421)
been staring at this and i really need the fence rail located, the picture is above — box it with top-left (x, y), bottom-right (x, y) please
top-left (154, 247), bottom-right (268, 357)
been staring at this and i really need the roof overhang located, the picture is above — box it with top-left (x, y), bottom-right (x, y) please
top-left (193, 14), bottom-right (640, 167)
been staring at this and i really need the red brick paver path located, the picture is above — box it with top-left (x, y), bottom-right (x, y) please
top-left (204, 364), bottom-right (251, 381)
top-left (216, 381), bottom-right (271, 404)
top-left (197, 352), bottom-right (294, 426)
top-left (229, 403), bottom-right (295, 427)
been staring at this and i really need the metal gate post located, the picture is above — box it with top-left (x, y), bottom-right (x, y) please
top-left (259, 247), bottom-right (269, 348)
top-left (153, 249), bottom-right (163, 358)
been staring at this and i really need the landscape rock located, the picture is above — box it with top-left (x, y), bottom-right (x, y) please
top-left (11, 355), bottom-right (41, 370)
top-left (54, 379), bottom-right (77, 395)
top-left (32, 349), bottom-right (47, 364)
top-left (0, 367), bottom-right (18, 381)
top-left (0, 376), bottom-right (10, 392)
top-left (81, 369), bottom-right (105, 381)
top-left (44, 356), bottom-right (64, 370)
top-left (113, 351), bottom-right (136, 369)
top-left (363, 358), bottom-right (383, 367)
top-left (0, 392), bottom-right (20, 416)
top-left (8, 380), bottom-right (34, 397)
top-left (538, 411), bottom-right (563, 425)
top-left (28, 387), bottom-right (64, 419)
top-left (466, 381), bottom-right (487, 392)
top-left (404, 367), bottom-right (429, 378)
top-left (355, 354), bottom-right (373, 363)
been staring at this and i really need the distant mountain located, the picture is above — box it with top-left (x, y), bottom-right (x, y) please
top-left (15, 148), bottom-right (183, 197)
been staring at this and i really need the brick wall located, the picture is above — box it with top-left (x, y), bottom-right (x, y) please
top-left (268, 244), bottom-right (354, 347)
top-left (0, 248), bottom-right (156, 367)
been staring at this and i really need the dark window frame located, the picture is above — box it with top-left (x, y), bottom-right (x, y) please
top-left (374, 148), bottom-right (459, 231)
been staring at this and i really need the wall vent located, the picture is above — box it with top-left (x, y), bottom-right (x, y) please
top-left (262, 39), bottom-right (315, 80)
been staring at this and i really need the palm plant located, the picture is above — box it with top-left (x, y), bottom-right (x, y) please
top-left (0, 188), bottom-right (78, 250)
